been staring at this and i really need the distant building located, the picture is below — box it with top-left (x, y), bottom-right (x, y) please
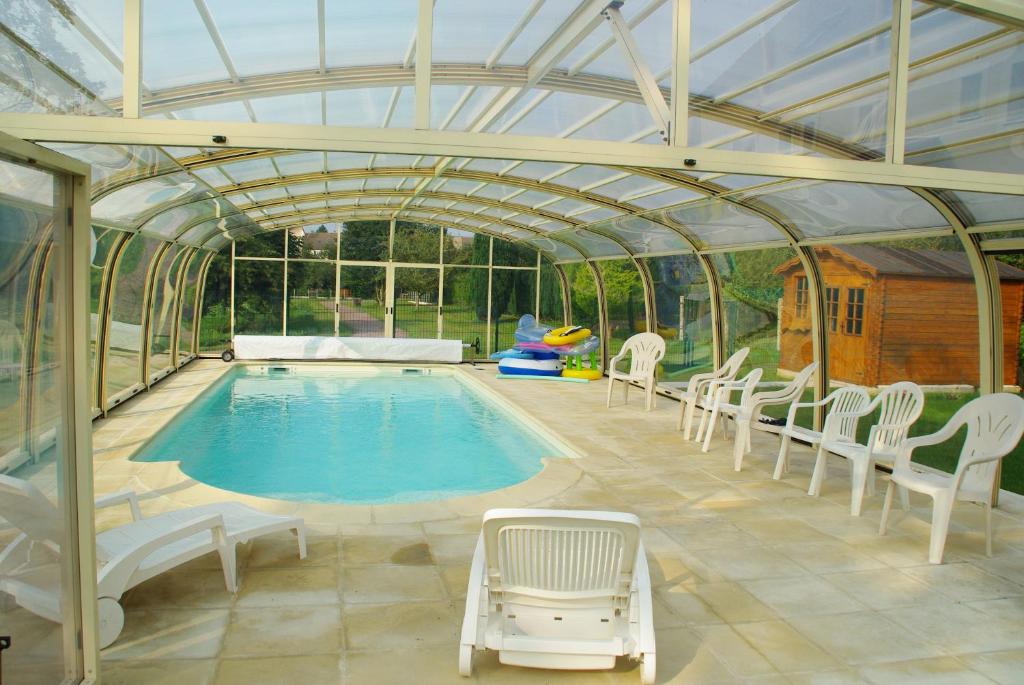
top-left (775, 245), bottom-right (1024, 387)
top-left (300, 231), bottom-right (337, 256)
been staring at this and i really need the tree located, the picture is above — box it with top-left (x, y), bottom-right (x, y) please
top-left (316, 224), bottom-right (328, 233)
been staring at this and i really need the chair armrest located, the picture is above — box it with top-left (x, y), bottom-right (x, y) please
top-left (608, 352), bottom-right (627, 374)
top-left (96, 513), bottom-right (227, 598)
top-left (460, 535), bottom-right (488, 648)
top-left (891, 420), bottom-right (968, 472)
top-left (95, 490), bottom-right (142, 521)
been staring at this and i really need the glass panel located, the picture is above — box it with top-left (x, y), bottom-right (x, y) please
top-left (393, 222), bottom-right (441, 264)
top-left (107, 235), bottom-right (164, 399)
top-left (176, 252), bottom-right (205, 361)
top-left (651, 200), bottom-right (786, 248)
top-left (292, 224), bottom-right (339, 260)
top-left (324, 0), bottom-right (418, 68)
top-left (0, 156), bottom-right (77, 681)
top-left (951, 191), bottom-right (1024, 226)
top-left (339, 221), bottom-right (389, 262)
top-left (492, 238), bottom-right (536, 267)
top-left (147, 245), bottom-right (187, 376)
top-left (443, 229), bottom-right (487, 265)
top-left (236, 229), bottom-right (286, 257)
top-left (287, 262), bottom-right (335, 336)
top-left (142, 0), bottom-right (230, 90)
top-left (338, 266), bottom-right (387, 336)
top-left (394, 267), bottom-right (439, 339)
top-left (198, 254), bottom-right (230, 354)
top-left (644, 255), bottom-right (713, 382)
top-left (813, 237), bottom-right (988, 476)
top-left (562, 262), bottom-right (602, 362)
top-left (490, 267), bottom-right (537, 355)
top-left (713, 248), bottom-right (796, 383)
top-left (539, 261), bottom-right (565, 326)
top-left (441, 266), bottom-right (487, 359)
top-left (596, 215), bottom-right (693, 255)
top-left (92, 172), bottom-right (213, 228)
top-left (234, 260), bottom-right (284, 335)
top-left (90, 227), bottom-right (123, 404)
top-left (597, 260), bottom-right (645, 358)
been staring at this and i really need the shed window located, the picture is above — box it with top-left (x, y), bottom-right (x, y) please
top-left (845, 288), bottom-right (865, 336)
top-left (795, 276), bottom-right (809, 317)
top-left (825, 286), bottom-right (839, 332)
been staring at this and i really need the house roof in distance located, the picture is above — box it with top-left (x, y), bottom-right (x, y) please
top-left (776, 245), bottom-right (1024, 281)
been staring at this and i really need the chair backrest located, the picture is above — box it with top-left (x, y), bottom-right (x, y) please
top-left (826, 386), bottom-right (871, 440)
top-left (754, 362), bottom-right (818, 405)
top-left (953, 393), bottom-right (1024, 494)
top-left (0, 474), bottom-right (64, 551)
top-left (718, 347), bottom-right (750, 379)
top-left (871, 381), bottom-right (925, 451)
top-left (482, 509), bottom-right (641, 603)
top-left (622, 333), bottom-right (666, 377)
top-left (735, 367), bottom-right (764, 406)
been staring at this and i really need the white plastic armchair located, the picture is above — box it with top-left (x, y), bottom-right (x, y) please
top-left (698, 367), bottom-right (763, 454)
top-left (879, 393), bottom-right (1024, 564)
top-left (808, 381), bottom-right (924, 516)
top-left (0, 474), bottom-right (306, 648)
top-left (727, 363), bottom-right (819, 472)
top-left (677, 347), bottom-right (749, 440)
top-left (459, 508), bottom-right (655, 684)
top-left (774, 385), bottom-right (871, 481)
top-left (606, 333), bottom-right (666, 412)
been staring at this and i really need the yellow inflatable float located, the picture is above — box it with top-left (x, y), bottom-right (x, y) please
top-left (543, 325), bottom-right (591, 346)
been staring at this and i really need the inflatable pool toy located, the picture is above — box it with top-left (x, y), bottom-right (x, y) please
top-left (543, 325), bottom-right (591, 346)
top-left (497, 374), bottom-right (589, 383)
top-left (489, 349), bottom-right (534, 360)
top-left (513, 314), bottom-right (553, 343)
top-left (497, 357), bottom-right (563, 377)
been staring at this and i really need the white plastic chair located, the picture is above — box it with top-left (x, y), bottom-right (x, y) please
top-left (459, 508), bottom-right (655, 684)
top-left (676, 347), bottom-right (749, 441)
top-left (725, 363), bottom-right (819, 471)
top-left (606, 333), bottom-right (666, 412)
top-left (0, 475), bottom-right (306, 648)
top-left (773, 385), bottom-right (871, 481)
top-left (808, 381), bottom-right (925, 516)
top-left (696, 367), bottom-right (763, 453)
top-left (879, 393), bottom-right (1024, 564)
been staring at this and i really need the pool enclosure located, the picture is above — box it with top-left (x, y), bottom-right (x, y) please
top-left (0, 0), bottom-right (1023, 681)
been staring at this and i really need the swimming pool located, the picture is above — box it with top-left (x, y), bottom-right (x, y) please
top-left (134, 365), bottom-right (570, 504)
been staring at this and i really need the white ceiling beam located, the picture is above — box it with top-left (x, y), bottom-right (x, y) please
top-left (122, 0), bottom-right (142, 118)
top-left (568, 0), bottom-right (668, 76)
top-left (690, 0), bottom-right (798, 62)
top-left (317, 0), bottom-right (327, 74)
top-left (671, 0), bottom-right (691, 146)
top-left (486, 0), bottom-right (546, 69)
top-left (939, 0), bottom-right (1024, 26)
top-left (4, 112), bottom-right (1023, 195)
top-left (605, 4), bottom-right (671, 140)
top-left (886, 0), bottom-right (913, 164)
top-left (415, 0), bottom-right (433, 130)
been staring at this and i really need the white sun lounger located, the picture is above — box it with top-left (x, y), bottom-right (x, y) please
top-left (0, 474), bottom-right (306, 648)
top-left (459, 508), bottom-right (655, 683)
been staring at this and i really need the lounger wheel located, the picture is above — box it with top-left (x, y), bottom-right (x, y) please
top-left (640, 652), bottom-right (656, 685)
top-left (459, 644), bottom-right (474, 676)
top-left (98, 597), bottom-right (125, 649)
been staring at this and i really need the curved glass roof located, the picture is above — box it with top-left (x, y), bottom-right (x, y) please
top-left (1, 0), bottom-right (1020, 260)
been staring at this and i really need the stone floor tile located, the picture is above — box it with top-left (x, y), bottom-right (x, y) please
top-left (741, 576), bottom-right (865, 617)
top-left (234, 566), bottom-right (340, 608)
top-left (788, 612), bottom-right (945, 665)
top-left (697, 547), bottom-right (809, 581)
top-left (956, 648), bottom-right (1024, 685)
top-left (100, 659), bottom-right (219, 685)
top-left (101, 608), bottom-right (229, 661)
top-left (341, 564), bottom-right (445, 603)
top-left (857, 656), bottom-right (996, 685)
top-left (343, 600), bottom-right (459, 650)
top-left (818, 568), bottom-right (934, 610)
top-left (340, 534), bottom-right (431, 566)
top-left (345, 647), bottom-right (468, 685)
top-left (213, 655), bottom-right (343, 685)
top-left (900, 562), bottom-right (1024, 602)
top-left (881, 600), bottom-right (1024, 653)
top-left (220, 606), bottom-right (341, 658)
top-left (732, 620), bottom-right (840, 673)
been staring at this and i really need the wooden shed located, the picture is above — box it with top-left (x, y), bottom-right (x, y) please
top-left (775, 245), bottom-right (1024, 387)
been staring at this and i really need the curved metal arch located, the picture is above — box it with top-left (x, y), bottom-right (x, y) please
top-left (231, 188), bottom-right (588, 229)
top-left (219, 205), bottom-right (594, 259)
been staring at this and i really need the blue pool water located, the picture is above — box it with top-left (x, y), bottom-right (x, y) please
top-left (134, 367), bottom-right (562, 504)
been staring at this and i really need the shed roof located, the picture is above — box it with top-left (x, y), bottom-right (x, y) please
top-left (776, 245), bottom-right (1024, 281)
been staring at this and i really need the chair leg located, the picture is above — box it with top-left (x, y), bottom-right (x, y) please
top-left (773, 436), bottom-right (791, 480)
top-left (702, 406), bottom-right (720, 453)
top-left (929, 494), bottom-right (954, 564)
top-left (606, 375), bottom-right (615, 408)
top-left (295, 525), bottom-right (308, 559)
top-left (645, 381), bottom-right (655, 411)
top-left (733, 420), bottom-right (749, 471)
top-left (218, 543), bottom-right (239, 592)
top-left (878, 480), bottom-right (896, 535)
top-left (985, 501), bottom-right (993, 557)
top-left (808, 445), bottom-right (828, 497)
top-left (898, 485), bottom-right (911, 511)
top-left (850, 458), bottom-right (871, 516)
top-left (623, 379), bottom-right (630, 405)
top-left (695, 405), bottom-right (710, 443)
top-left (678, 398), bottom-right (692, 432)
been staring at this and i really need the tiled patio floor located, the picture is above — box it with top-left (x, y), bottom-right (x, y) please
top-left (85, 360), bottom-right (1024, 684)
